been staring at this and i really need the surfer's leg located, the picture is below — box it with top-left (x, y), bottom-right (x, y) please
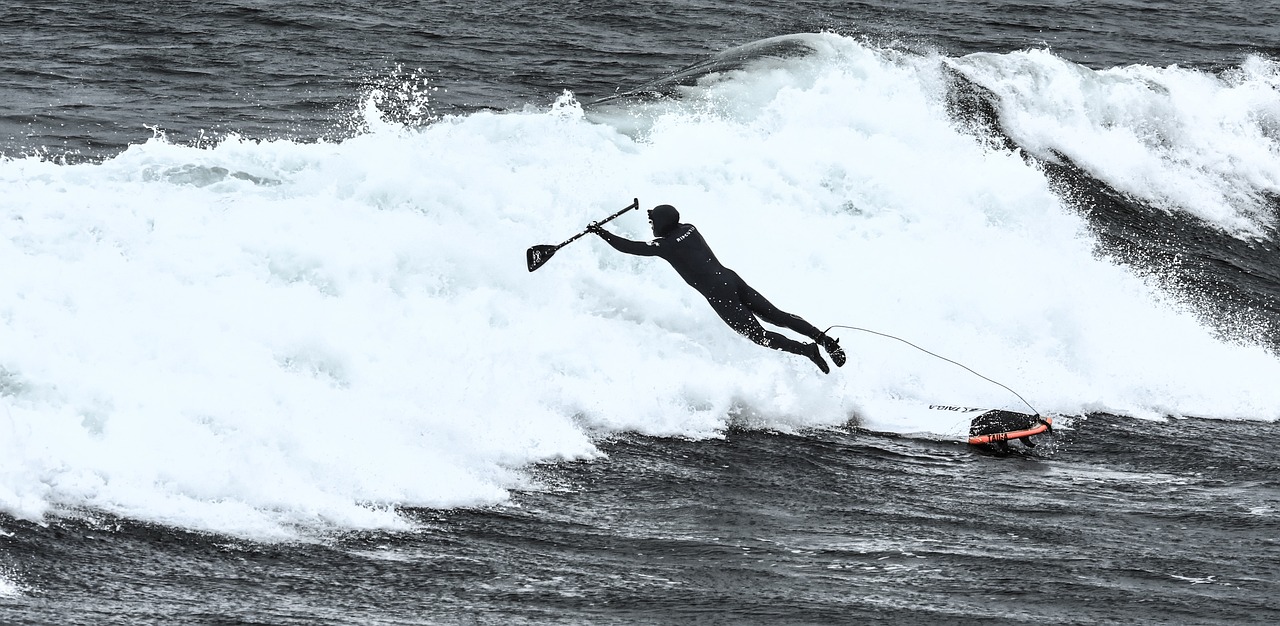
top-left (737, 281), bottom-right (846, 367)
top-left (736, 282), bottom-right (822, 338)
top-left (703, 290), bottom-right (829, 374)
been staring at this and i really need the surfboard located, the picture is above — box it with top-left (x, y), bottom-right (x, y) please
top-left (872, 402), bottom-right (1053, 449)
top-left (966, 408), bottom-right (1053, 446)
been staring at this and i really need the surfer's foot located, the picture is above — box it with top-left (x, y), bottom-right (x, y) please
top-left (818, 334), bottom-right (846, 367)
top-left (806, 342), bottom-right (830, 374)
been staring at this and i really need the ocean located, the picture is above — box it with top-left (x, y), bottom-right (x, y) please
top-left (2, 1), bottom-right (1279, 623)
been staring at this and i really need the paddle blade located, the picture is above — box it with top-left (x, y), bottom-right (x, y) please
top-left (526, 245), bottom-right (558, 272)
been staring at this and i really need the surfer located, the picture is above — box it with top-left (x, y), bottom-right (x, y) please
top-left (588, 204), bottom-right (845, 374)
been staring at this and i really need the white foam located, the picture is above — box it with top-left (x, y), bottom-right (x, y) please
top-left (949, 49), bottom-right (1280, 235)
top-left (0, 562), bottom-right (21, 598)
top-left (2, 33), bottom-right (1278, 538)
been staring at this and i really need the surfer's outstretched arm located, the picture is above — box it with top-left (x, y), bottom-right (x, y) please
top-left (589, 224), bottom-right (664, 257)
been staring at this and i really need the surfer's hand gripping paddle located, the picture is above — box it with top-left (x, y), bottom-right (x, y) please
top-left (526, 198), bottom-right (639, 272)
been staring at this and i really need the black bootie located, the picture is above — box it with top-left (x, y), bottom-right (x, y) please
top-left (806, 342), bottom-right (830, 374)
top-left (818, 334), bottom-right (846, 367)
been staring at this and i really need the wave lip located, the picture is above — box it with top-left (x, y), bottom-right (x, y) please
top-left (950, 50), bottom-right (1280, 236)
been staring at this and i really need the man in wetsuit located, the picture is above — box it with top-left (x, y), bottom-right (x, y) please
top-left (588, 204), bottom-right (846, 374)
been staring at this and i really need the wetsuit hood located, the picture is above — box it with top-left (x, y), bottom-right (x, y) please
top-left (649, 204), bottom-right (680, 237)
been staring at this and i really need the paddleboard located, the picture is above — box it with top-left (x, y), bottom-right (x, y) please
top-left (966, 408), bottom-right (1053, 446)
top-left (878, 402), bottom-right (1054, 448)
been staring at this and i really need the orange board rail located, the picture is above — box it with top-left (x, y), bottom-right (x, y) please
top-left (968, 416), bottom-right (1053, 445)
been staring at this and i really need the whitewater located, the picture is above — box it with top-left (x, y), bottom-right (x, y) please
top-left (2, 33), bottom-right (1278, 539)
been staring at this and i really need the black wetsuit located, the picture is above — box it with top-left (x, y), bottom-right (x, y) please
top-left (595, 223), bottom-right (822, 358)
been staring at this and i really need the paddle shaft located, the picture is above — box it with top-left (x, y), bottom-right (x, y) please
top-left (526, 198), bottom-right (640, 272)
top-left (550, 198), bottom-right (638, 251)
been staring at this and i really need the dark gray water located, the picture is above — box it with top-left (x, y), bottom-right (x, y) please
top-left (3, 1), bottom-right (1280, 624)
top-left (3, 1), bottom-right (1276, 158)
top-left (4, 418), bottom-right (1279, 624)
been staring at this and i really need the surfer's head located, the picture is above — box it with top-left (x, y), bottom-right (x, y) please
top-left (648, 204), bottom-right (680, 237)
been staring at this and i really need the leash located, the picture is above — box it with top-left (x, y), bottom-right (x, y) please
top-left (823, 324), bottom-right (1042, 417)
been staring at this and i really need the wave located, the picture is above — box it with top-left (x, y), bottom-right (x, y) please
top-left (949, 48), bottom-right (1280, 236)
top-left (2, 33), bottom-right (1278, 539)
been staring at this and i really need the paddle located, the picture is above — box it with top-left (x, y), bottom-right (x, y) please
top-left (526, 198), bottom-right (639, 272)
